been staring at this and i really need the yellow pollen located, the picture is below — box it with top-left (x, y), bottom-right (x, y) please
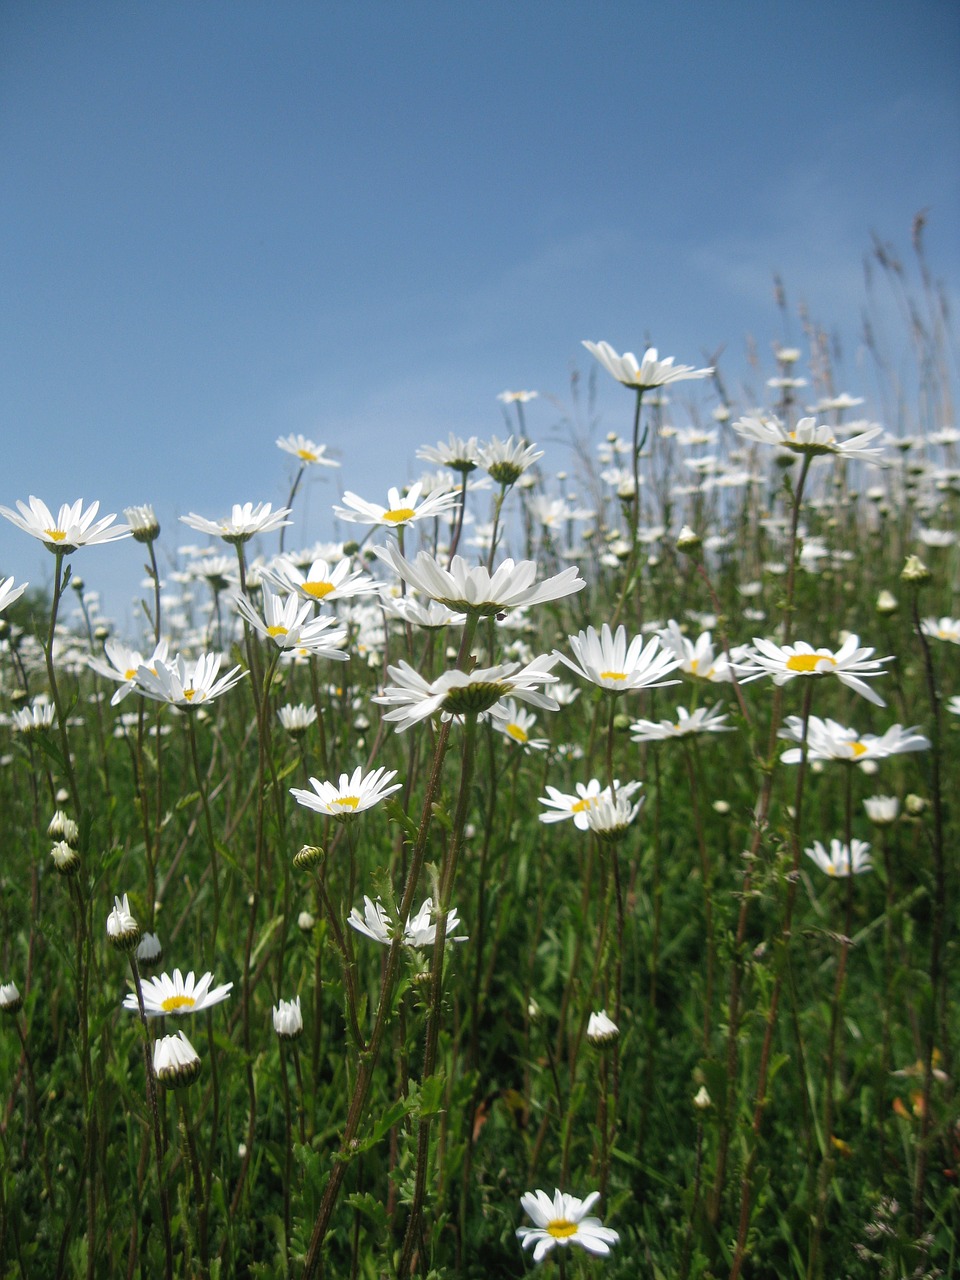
top-left (849, 741), bottom-right (868, 758)
top-left (689, 658), bottom-right (699, 674)
top-left (384, 507), bottom-right (416, 523)
top-left (124, 668), bottom-right (137, 680)
top-left (183, 689), bottom-right (197, 701)
top-left (297, 449), bottom-right (318, 461)
top-left (785, 653), bottom-right (836, 673)
top-left (333, 796), bottom-right (360, 810)
top-left (45, 529), bottom-right (67, 542)
top-left (161, 994), bottom-right (196, 1012)
top-left (546, 1219), bottom-right (578, 1240)
top-left (599, 671), bottom-right (627, 682)
top-left (303, 581), bottom-right (334, 599)
top-left (571, 797), bottom-right (597, 814)
top-left (506, 723), bottom-right (528, 743)
top-left (266, 624), bottom-right (289, 637)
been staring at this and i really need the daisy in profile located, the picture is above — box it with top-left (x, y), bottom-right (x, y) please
top-left (736, 635), bottom-right (892, 707)
top-left (290, 765), bottom-right (402, 820)
top-left (657, 620), bottom-right (742, 683)
top-left (180, 502), bottom-right (292, 545)
top-left (732, 414), bottom-right (884, 463)
top-left (265, 555), bottom-right (378, 603)
top-left (373, 655), bottom-right (559, 732)
top-left (516, 1188), bottom-right (619, 1262)
top-left (132, 651), bottom-right (247, 708)
top-left (805, 838), bottom-right (873, 878)
top-left (0, 496), bottom-right (131, 554)
top-left (153, 1031), bottom-right (202, 1088)
top-left (233, 586), bottom-right (349, 659)
top-left (380, 595), bottom-right (467, 629)
top-left (630, 703), bottom-right (733, 742)
top-left (374, 544), bottom-right (584, 617)
top-left (277, 703), bottom-right (318, 737)
top-left (584, 784), bottom-right (645, 839)
top-left (779, 716), bottom-right (929, 764)
top-left (582, 341), bottom-right (712, 390)
top-left (276, 435), bottom-right (339, 467)
top-left (538, 779), bottom-right (637, 829)
top-left (919, 617), bottom-right (960, 645)
top-left (556, 623), bottom-right (681, 693)
top-left (123, 968), bottom-right (233, 1017)
top-left (0, 577), bottom-right (27, 615)
top-left (477, 435), bottom-right (544, 486)
top-left (334, 481), bottom-right (459, 528)
top-left (272, 996), bottom-right (304, 1040)
top-left (89, 638), bottom-right (170, 705)
top-left (348, 895), bottom-right (467, 947)
top-left (416, 434), bottom-right (481, 473)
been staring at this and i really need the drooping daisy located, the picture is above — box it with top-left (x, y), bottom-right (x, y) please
top-left (374, 544), bottom-right (585, 617)
top-left (516, 1188), bottom-right (619, 1262)
top-left (348, 895), bottom-right (467, 947)
top-left (153, 1031), bottom-right (202, 1088)
top-left (132, 651), bottom-right (247, 708)
top-left (416, 434), bottom-right (481, 472)
top-left (586, 1010), bottom-right (619, 1047)
top-left (334, 481), bottom-right (459, 528)
top-left (272, 995), bottom-right (304, 1040)
top-left (732, 414), bottom-right (884, 463)
top-left (0, 496), bottom-right (131, 554)
top-left (276, 434), bottom-right (339, 467)
top-left (290, 765), bottom-right (402, 820)
top-left (582, 341), bottom-right (712, 390)
top-left (629, 703), bottom-right (733, 742)
top-left (919, 617), bottom-right (960, 645)
top-left (123, 968), bottom-right (233, 1017)
top-left (556, 623), bottom-right (681, 693)
top-left (0, 576), bottom-right (27, 615)
top-left (736, 635), bottom-right (892, 707)
top-left (265, 555), bottom-right (378, 604)
top-left (805, 838), bottom-right (873, 878)
top-left (233, 586), bottom-right (349, 659)
top-left (180, 502), bottom-right (292, 545)
top-left (373, 655), bottom-right (560, 732)
top-left (778, 716), bottom-right (929, 764)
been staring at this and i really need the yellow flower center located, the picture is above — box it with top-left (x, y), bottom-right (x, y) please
top-left (267, 624), bottom-right (289, 638)
top-left (161, 994), bottom-right (197, 1012)
top-left (506, 723), bottom-right (528, 743)
top-left (297, 449), bottom-right (318, 461)
top-left (849, 741), bottom-right (868, 758)
top-left (384, 507), bottom-right (416, 524)
top-left (124, 668), bottom-right (137, 680)
top-left (599, 671), bottom-right (627, 681)
top-left (333, 796), bottom-right (360, 810)
top-left (546, 1219), bottom-right (578, 1240)
top-left (571, 797), bottom-right (597, 814)
top-left (303, 581), bottom-right (334, 599)
top-left (183, 689), bottom-right (197, 701)
top-left (45, 529), bottom-right (67, 542)
top-left (785, 653), bottom-right (836, 673)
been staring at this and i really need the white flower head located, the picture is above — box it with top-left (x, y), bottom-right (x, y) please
top-left (779, 716), bottom-right (929, 764)
top-left (123, 968), bottom-right (233, 1018)
top-left (586, 1010), bottom-right (619, 1047)
top-left (132, 651), bottom-right (247, 708)
top-left (0, 576), bottom-right (28, 615)
top-left (732, 415), bottom-right (884, 463)
top-left (920, 617), bottom-right (960, 645)
top-left (180, 502), bottom-right (292, 545)
top-left (348, 895), bottom-right (467, 947)
top-left (334, 481), bottom-right (459, 528)
top-left (373, 655), bottom-right (559, 732)
top-left (516, 1188), bottom-right (619, 1262)
top-left (0, 497), bottom-right (131, 554)
top-left (737, 635), bottom-right (892, 707)
top-left (477, 435), bottom-right (544, 486)
top-left (864, 795), bottom-right (900, 826)
top-left (290, 765), bottom-right (402, 820)
top-left (416, 433), bottom-right (481, 472)
top-left (0, 981), bottom-right (23, 1014)
top-left (124, 504), bottom-right (160, 542)
top-left (272, 995), bottom-right (304, 1040)
top-left (583, 341), bottom-right (712, 390)
top-left (106, 894), bottom-right (141, 952)
top-left (153, 1030), bottom-right (202, 1088)
top-left (630, 703), bottom-right (733, 743)
top-left (557, 623), bottom-right (681, 692)
top-left (234, 586), bottom-right (349, 659)
top-left (276, 435), bottom-right (339, 467)
top-left (805, 838), bottom-right (873, 878)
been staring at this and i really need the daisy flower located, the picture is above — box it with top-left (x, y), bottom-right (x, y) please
top-left (477, 435), bottom-right (544, 486)
top-left (779, 716), bottom-right (929, 763)
top-left (863, 795), bottom-right (900, 825)
top-left (556, 623), bottom-right (681, 693)
top-left (586, 1010), bottom-right (619, 1047)
top-left (658, 620), bottom-right (742, 682)
top-left (516, 1188), bottom-right (619, 1262)
top-left (805, 838), bottom-right (873, 878)
top-left (290, 765), bottom-right (402, 820)
top-left (276, 434), bottom-right (339, 467)
top-left (277, 702), bottom-right (318, 737)
top-left (732, 414), bottom-right (884, 462)
top-left (948, 696), bottom-right (960, 716)
top-left (374, 545), bottom-right (585, 617)
top-left (132, 651), bottom-right (247, 708)
top-left (630, 703), bottom-right (733, 742)
top-left (180, 502), bottom-right (292, 545)
top-left (153, 1031), bottom-right (202, 1088)
top-left (265, 555), bottom-right (378, 603)
top-left (11, 701), bottom-right (56, 733)
top-left (0, 496), bottom-right (130, 554)
top-left (538, 779), bottom-right (639, 829)
top-left (272, 995), bottom-right (304, 1040)
top-left (584, 783), bottom-right (645, 839)
top-left (919, 617), bottom-right (960, 644)
top-left (497, 389), bottom-right (539, 404)
top-left (373, 655), bottom-right (560, 732)
top-left (416, 433), bottom-right (481, 472)
top-left (348, 895), bottom-right (467, 947)
top-left (0, 982), bottom-right (23, 1014)
top-left (106, 893), bottom-right (141, 952)
top-left (88, 638), bottom-right (169, 705)
top-left (736, 635), bottom-right (892, 707)
top-left (0, 576), bottom-right (27, 615)
top-left (380, 595), bottom-right (467, 629)
top-left (123, 968), bottom-right (233, 1017)
top-left (334, 481), bottom-right (459, 528)
top-left (490, 699), bottom-right (550, 751)
top-left (123, 504), bottom-right (160, 542)
top-left (582, 341), bottom-right (712, 390)
top-left (233, 586), bottom-right (349, 659)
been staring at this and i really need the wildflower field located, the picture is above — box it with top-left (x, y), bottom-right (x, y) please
top-left (1, 242), bottom-right (958, 1279)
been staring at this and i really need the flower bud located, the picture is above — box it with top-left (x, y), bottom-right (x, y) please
top-left (586, 1009), bottom-right (619, 1048)
top-left (875, 589), bottom-right (898, 616)
top-left (901, 555), bottom-right (931, 584)
top-left (106, 893), bottom-right (141, 952)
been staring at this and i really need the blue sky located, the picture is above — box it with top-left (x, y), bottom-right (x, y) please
top-left (1, 1), bottom-right (958, 623)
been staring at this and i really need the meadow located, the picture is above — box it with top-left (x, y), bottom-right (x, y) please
top-left (0, 237), bottom-right (957, 1279)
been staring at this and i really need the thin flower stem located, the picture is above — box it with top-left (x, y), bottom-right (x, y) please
top-left (128, 955), bottom-right (174, 1280)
